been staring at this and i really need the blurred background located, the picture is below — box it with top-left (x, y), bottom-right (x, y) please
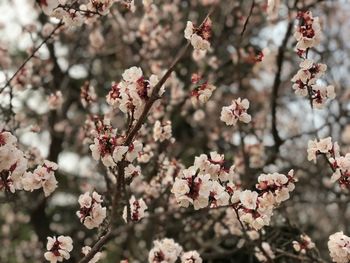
top-left (1, 0), bottom-right (350, 262)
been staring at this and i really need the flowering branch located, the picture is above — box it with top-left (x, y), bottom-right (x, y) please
top-left (78, 8), bottom-right (216, 263)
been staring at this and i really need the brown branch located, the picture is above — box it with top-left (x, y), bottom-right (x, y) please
top-left (267, 21), bottom-right (294, 164)
top-left (240, 0), bottom-right (256, 38)
top-left (275, 248), bottom-right (326, 262)
top-left (77, 231), bottom-right (114, 263)
top-left (122, 42), bottom-right (190, 147)
top-left (268, 0), bottom-right (300, 165)
top-left (111, 165), bottom-right (124, 221)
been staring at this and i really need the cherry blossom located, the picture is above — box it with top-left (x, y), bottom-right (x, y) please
top-left (236, 170), bottom-right (296, 230)
top-left (171, 166), bottom-right (212, 210)
top-left (153, 120), bottom-right (173, 142)
top-left (190, 78), bottom-right (216, 107)
top-left (148, 238), bottom-right (183, 263)
top-left (180, 250), bottom-right (202, 263)
top-left (239, 190), bottom-right (258, 210)
top-left (0, 131), bottom-right (60, 196)
top-left (307, 137), bottom-right (334, 162)
top-left (124, 164), bottom-right (142, 179)
top-left (86, 0), bottom-right (115, 15)
top-left (208, 181), bottom-right (230, 207)
top-left (44, 235), bottom-right (73, 263)
top-left (328, 232), bottom-right (350, 263)
top-left (48, 91), bottom-right (64, 110)
top-left (220, 98), bottom-right (251, 126)
top-left (294, 11), bottom-right (322, 52)
top-left (0, 140), bottom-right (27, 193)
top-left (39, 0), bottom-right (117, 27)
top-left (307, 137), bottom-right (350, 189)
top-left (184, 18), bottom-right (212, 51)
top-left (89, 118), bottom-right (143, 167)
top-left (22, 160), bottom-right (58, 197)
top-left (106, 66), bottom-right (164, 120)
top-left (76, 191), bottom-right (107, 229)
top-left (123, 195), bottom-right (148, 222)
top-left (80, 81), bottom-right (97, 108)
top-left (292, 11), bottom-right (335, 107)
top-left (292, 234), bottom-right (315, 254)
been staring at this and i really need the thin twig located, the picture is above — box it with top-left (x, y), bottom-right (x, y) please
top-left (240, 0), bottom-right (256, 38)
top-left (0, 22), bottom-right (64, 94)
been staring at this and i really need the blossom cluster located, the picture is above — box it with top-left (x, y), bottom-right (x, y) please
top-left (220, 98), bottom-right (251, 126)
top-left (123, 195), bottom-right (148, 222)
top-left (328, 232), bottom-right (350, 263)
top-left (153, 120), bottom-right (173, 142)
top-left (238, 171), bottom-right (295, 229)
top-left (76, 191), bottom-right (107, 229)
top-left (22, 160), bottom-right (58, 197)
top-left (171, 150), bottom-right (296, 230)
top-left (148, 238), bottom-right (202, 263)
top-left (294, 11), bottom-right (321, 53)
top-left (292, 234), bottom-right (315, 254)
top-left (0, 130), bottom-right (58, 196)
top-left (39, 0), bottom-right (116, 27)
top-left (89, 118), bottom-right (142, 167)
top-left (190, 74), bottom-right (216, 107)
top-left (44, 235), bottom-right (73, 263)
top-left (307, 137), bottom-right (350, 189)
top-left (291, 59), bottom-right (335, 108)
top-left (236, 170), bottom-right (295, 230)
top-left (171, 151), bottom-right (238, 210)
top-left (80, 81), bottom-right (97, 108)
top-left (106, 67), bottom-right (164, 120)
top-left (184, 18), bottom-right (212, 51)
top-left (292, 11), bottom-right (335, 108)
top-left (0, 131), bottom-right (27, 193)
top-left (124, 163), bottom-right (142, 179)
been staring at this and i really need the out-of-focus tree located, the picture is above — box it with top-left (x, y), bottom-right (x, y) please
top-left (1, 0), bottom-right (350, 262)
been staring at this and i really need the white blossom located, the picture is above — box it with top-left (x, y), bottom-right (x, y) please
top-left (76, 191), bottom-right (106, 229)
top-left (123, 195), bottom-right (148, 222)
top-left (181, 250), bottom-right (202, 263)
top-left (239, 190), bottom-right (258, 210)
top-left (148, 238), bottom-right (183, 263)
top-left (44, 235), bottom-right (73, 263)
top-left (153, 121), bottom-right (172, 142)
top-left (328, 232), bottom-right (350, 263)
top-left (220, 98), bottom-right (251, 126)
top-left (184, 18), bottom-right (212, 51)
top-left (48, 91), bottom-right (63, 110)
